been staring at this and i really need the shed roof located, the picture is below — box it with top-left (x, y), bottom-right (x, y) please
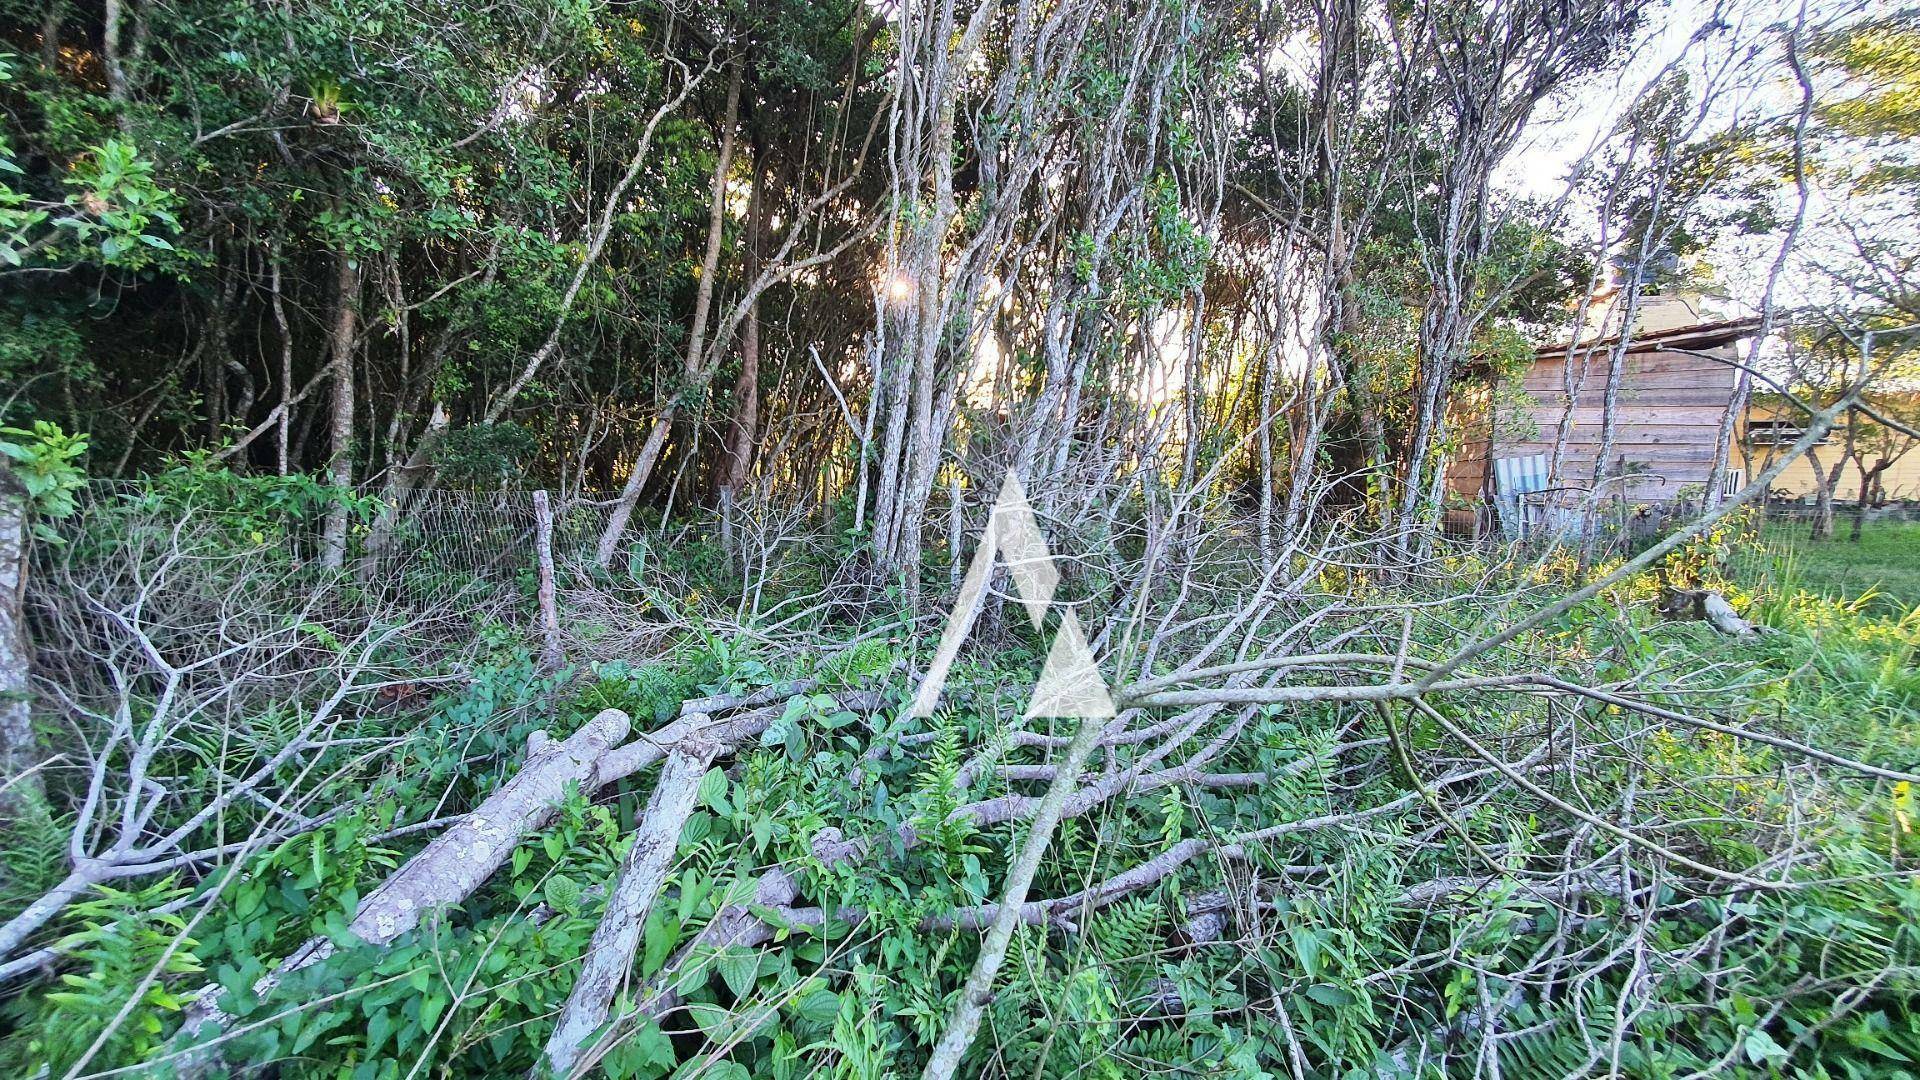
top-left (1534, 316), bottom-right (1762, 362)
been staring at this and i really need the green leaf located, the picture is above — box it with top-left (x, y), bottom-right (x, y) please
top-left (643, 913), bottom-right (678, 973)
top-left (1744, 1028), bottom-right (1788, 1067)
top-left (366, 1006), bottom-right (392, 1056)
top-left (715, 947), bottom-right (759, 998)
top-left (1304, 984), bottom-right (1355, 1008)
top-left (698, 767), bottom-right (730, 815)
top-left (546, 874), bottom-right (582, 915)
top-left (795, 986), bottom-right (841, 1027)
top-left (1290, 927), bottom-right (1323, 978)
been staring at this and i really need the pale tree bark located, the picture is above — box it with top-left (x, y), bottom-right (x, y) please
top-left (596, 59), bottom-right (744, 568)
top-left (533, 489), bottom-right (563, 670)
top-left (1708, 13), bottom-right (1813, 509)
top-left (318, 250), bottom-right (360, 570)
top-left (101, 0), bottom-right (130, 119)
top-left (1546, 159), bottom-right (1626, 486)
top-left (0, 472), bottom-right (40, 810)
top-left (1805, 441), bottom-right (1846, 541)
top-left (179, 710), bottom-right (633, 1058)
top-left (920, 707), bottom-right (1110, 1080)
top-left (870, 0), bottom-right (1005, 585)
top-left (1391, 0), bottom-right (1642, 562)
top-left (539, 739), bottom-right (717, 1078)
top-left (269, 240), bottom-right (294, 475)
top-left (1588, 221), bottom-right (1659, 540)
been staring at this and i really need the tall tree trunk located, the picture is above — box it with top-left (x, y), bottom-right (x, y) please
top-left (595, 60), bottom-right (743, 568)
top-left (1806, 446), bottom-right (1843, 541)
top-left (1712, 22), bottom-right (1813, 510)
top-left (39, 1), bottom-right (64, 70)
top-left (719, 143), bottom-right (770, 536)
top-left (101, 0), bottom-right (130, 120)
top-left (265, 239), bottom-right (294, 474)
top-left (357, 402), bottom-right (447, 577)
top-left (1587, 156), bottom-right (1668, 559)
top-left (318, 250), bottom-right (360, 569)
top-left (872, 0), bottom-right (1002, 594)
top-left (1848, 463), bottom-right (1882, 542)
top-left (0, 472), bottom-right (40, 811)
top-left (202, 264), bottom-right (239, 446)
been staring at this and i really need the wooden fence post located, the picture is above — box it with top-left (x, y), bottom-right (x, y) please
top-left (532, 490), bottom-right (564, 671)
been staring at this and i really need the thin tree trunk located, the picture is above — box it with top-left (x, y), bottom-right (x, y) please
top-left (481, 41), bottom-right (712, 426)
top-left (920, 706), bottom-right (1110, 1080)
top-left (719, 143), bottom-right (770, 556)
top-left (721, 147), bottom-right (768, 504)
top-left (0, 473), bottom-right (41, 811)
top-left (202, 264), bottom-right (239, 446)
top-left (101, 0), bottom-right (129, 117)
top-left (318, 250), bottom-right (360, 569)
top-left (39, 1), bottom-right (64, 70)
top-left (1806, 446), bottom-right (1843, 541)
top-left (357, 401), bottom-right (447, 574)
top-left (1711, 20), bottom-right (1813, 510)
top-left (595, 60), bottom-right (743, 567)
top-left (1849, 465), bottom-right (1877, 542)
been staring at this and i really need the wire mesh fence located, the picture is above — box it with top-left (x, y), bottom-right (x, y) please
top-left (370, 488), bottom-right (543, 608)
top-left (60, 481), bottom-right (631, 613)
top-left (1726, 504), bottom-right (1920, 616)
top-left (58, 478), bottom-right (1920, 623)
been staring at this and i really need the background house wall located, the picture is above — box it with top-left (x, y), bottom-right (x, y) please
top-left (1445, 316), bottom-right (1756, 518)
top-left (1744, 395), bottom-right (1920, 503)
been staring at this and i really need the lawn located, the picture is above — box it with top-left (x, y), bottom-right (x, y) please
top-left (1741, 518), bottom-right (1920, 614)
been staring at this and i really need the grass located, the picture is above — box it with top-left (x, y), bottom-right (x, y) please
top-left (1741, 518), bottom-right (1920, 615)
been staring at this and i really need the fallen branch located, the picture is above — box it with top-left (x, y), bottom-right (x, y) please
top-left (178, 708), bottom-right (632, 1065)
top-left (1661, 589), bottom-right (1759, 635)
top-left (540, 738), bottom-right (718, 1078)
top-left (1699, 591), bottom-right (1759, 636)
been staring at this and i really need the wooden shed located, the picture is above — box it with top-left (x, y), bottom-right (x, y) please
top-left (1446, 314), bottom-right (1761, 535)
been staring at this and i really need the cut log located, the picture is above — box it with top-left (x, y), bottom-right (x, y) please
top-left (1659, 589), bottom-right (1759, 636)
top-left (629, 866), bottom-right (801, 1022)
top-left (1699, 591), bottom-right (1758, 636)
top-left (175, 684), bottom-right (885, 1069)
top-left (539, 737), bottom-right (717, 1078)
top-left (298, 707), bottom-right (632, 962)
top-left (178, 709), bottom-right (632, 1066)
top-left (596, 688), bottom-right (884, 786)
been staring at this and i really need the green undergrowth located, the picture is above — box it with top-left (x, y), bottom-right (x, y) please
top-left (3, 529), bottom-right (1918, 1078)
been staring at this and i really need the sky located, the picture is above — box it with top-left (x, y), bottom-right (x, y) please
top-left (1497, 0), bottom-right (1820, 316)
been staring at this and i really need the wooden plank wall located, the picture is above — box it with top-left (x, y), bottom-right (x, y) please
top-left (1493, 345), bottom-right (1738, 503)
top-left (1443, 338), bottom-right (1751, 507)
